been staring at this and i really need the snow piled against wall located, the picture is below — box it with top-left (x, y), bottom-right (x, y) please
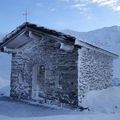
top-left (81, 86), bottom-right (120, 113)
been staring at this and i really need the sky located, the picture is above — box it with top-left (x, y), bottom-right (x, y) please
top-left (1, 0), bottom-right (120, 34)
top-left (1, 0), bottom-right (120, 80)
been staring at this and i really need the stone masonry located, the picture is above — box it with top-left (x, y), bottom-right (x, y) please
top-left (10, 35), bottom-right (78, 106)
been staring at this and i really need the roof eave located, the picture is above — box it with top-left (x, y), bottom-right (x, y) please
top-left (75, 39), bottom-right (119, 59)
top-left (0, 22), bottom-right (76, 49)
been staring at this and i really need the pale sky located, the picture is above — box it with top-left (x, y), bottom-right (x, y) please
top-left (1, 0), bottom-right (120, 34)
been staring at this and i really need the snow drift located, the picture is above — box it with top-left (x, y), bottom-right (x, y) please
top-left (81, 86), bottom-right (120, 113)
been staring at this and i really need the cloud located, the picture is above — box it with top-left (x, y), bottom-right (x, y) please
top-left (72, 3), bottom-right (92, 19)
top-left (60, 0), bottom-right (120, 11)
top-left (35, 2), bottom-right (43, 7)
top-left (92, 0), bottom-right (120, 11)
top-left (112, 5), bottom-right (120, 11)
top-left (72, 3), bottom-right (88, 12)
top-left (35, 2), bottom-right (56, 12)
top-left (49, 8), bottom-right (56, 12)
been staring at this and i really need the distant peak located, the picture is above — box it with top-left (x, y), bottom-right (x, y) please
top-left (92, 25), bottom-right (120, 32)
top-left (103, 25), bottom-right (120, 30)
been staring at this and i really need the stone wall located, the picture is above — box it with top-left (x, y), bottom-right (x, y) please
top-left (78, 47), bottom-right (113, 105)
top-left (10, 35), bottom-right (78, 106)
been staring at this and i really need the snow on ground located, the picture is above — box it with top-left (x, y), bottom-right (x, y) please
top-left (0, 85), bottom-right (120, 119)
top-left (0, 97), bottom-right (120, 120)
top-left (81, 86), bottom-right (120, 113)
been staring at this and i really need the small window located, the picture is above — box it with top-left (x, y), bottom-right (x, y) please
top-left (37, 65), bottom-right (45, 86)
top-left (39, 65), bottom-right (45, 72)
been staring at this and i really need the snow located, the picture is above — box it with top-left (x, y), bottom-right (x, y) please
top-left (0, 96), bottom-right (119, 120)
top-left (0, 53), bottom-right (11, 81)
top-left (0, 97), bottom-right (120, 120)
top-left (81, 86), bottom-right (120, 113)
top-left (0, 84), bottom-right (120, 120)
top-left (0, 113), bottom-right (120, 120)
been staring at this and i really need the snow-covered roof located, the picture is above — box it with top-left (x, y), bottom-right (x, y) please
top-left (0, 22), bottom-right (118, 58)
top-left (75, 40), bottom-right (118, 59)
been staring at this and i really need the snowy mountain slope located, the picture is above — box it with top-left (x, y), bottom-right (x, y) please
top-left (0, 40), bottom-right (10, 96)
top-left (63, 26), bottom-right (120, 78)
top-left (0, 53), bottom-right (11, 81)
top-left (0, 33), bottom-right (11, 92)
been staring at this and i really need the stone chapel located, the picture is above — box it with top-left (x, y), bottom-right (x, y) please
top-left (0, 22), bottom-right (118, 107)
